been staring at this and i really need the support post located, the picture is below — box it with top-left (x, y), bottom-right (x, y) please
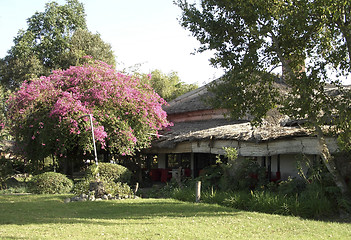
top-left (196, 181), bottom-right (201, 203)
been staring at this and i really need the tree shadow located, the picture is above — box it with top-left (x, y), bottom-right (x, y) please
top-left (0, 195), bottom-right (241, 226)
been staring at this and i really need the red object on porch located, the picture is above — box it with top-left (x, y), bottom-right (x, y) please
top-left (160, 169), bottom-right (172, 182)
top-left (149, 169), bottom-right (161, 181)
top-left (184, 168), bottom-right (191, 177)
top-left (271, 171), bottom-right (281, 182)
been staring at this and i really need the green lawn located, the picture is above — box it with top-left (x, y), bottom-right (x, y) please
top-left (0, 194), bottom-right (350, 240)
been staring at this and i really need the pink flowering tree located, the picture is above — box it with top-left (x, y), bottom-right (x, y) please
top-left (7, 59), bottom-right (170, 172)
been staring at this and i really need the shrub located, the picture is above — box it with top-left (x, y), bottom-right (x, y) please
top-left (72, 178), bottom-right (91, 195)
top-left (297, 183), bottom-right (334, 218)
top-left (153, 182), bottom-right (339, 219)
top-left (73, 163), bottom-right (133, 197)
top-left (219, 158), bottom-right (267, 191)
top-left (29, 172), bottom-right (73, 194)
top-left (278, 177), bottom-right (306, 195)
top-left (171, 187), bottom-right (194, 202)
top-left (195, 165), bottom-right (223, 190)
top-left (104, 181), bottom-right (133, 197)
top-left (86, 163), bottom-right (132, 183)
top-left (222, 191), bottom-right (252, 210)
top-left (73, 178), bottom-right (133, 197)
top-left (201, 189), bottom-right (231, 205)
top-left (0, 157), bottom-right (13, 189)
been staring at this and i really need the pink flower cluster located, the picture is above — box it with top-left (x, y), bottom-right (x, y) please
top-left (7, 60), bottom-right (171, 157)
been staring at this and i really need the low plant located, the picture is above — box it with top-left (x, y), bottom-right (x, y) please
top-left (201, 189), bottom-right (231, 205)
top-left (278, 177), bottom-right (306, 195)
top-left (0, 156), bottom-right (14, 189)
top-left (73, 162), bottom-right (133, 197)
top-left (101, 181), bottom-right (133, 197)
top-left (157, 182), bottom-right (341, 219)
top-left (86, 162), bottom-right (132, 183)
top-left (170, 187), bottom-right (194, 202)
top-left (29, 172), bottom-right (73, 194)
top-left (195, 164), bottom-right (223, 190)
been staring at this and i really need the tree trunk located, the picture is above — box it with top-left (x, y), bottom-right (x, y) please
top-left (315, 124), bottom-right (350, 196)
top-left (136, 154), bottom-right (143, 184)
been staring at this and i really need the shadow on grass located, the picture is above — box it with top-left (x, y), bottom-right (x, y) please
top-left (0, 194), bottom-right (240, 226)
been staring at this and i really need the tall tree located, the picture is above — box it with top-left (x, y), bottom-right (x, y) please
top-left (62, 28), bottom-right (116, 68)
top-left (7, 59), bottom-right (170, 173)
top-left (176, 0), bottom-right (351, 195)
top-left (0, 0), bottom-right (115, 90)
top-left (143, 70), bottom-right (198, 102)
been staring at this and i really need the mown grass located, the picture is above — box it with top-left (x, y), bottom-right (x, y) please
top-left (0, 194), bottom-right (350, 240)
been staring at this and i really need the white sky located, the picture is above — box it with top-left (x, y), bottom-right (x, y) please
top-left (1, 0), bottom-right (350, 85)
top-left (0, 0), bottom-right (224, 85)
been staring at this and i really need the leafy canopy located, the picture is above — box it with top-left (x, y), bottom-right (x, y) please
top-left (143, 70), bottom-right (198, 102)
top-left (7, 59), bottom-right (170, 162)
top-left (0, 0), bottom-right (115, 89)
top-left (176, 0), bottom-right (351, 124)
top-left (176, 0), bottom-right (351, 195)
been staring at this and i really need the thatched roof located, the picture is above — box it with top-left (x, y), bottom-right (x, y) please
top-left (153, 119), bottom-right (310, 149)
top-left (164, 81), bottom-right (351, 116)
top-left (164, 85), bottom-right (213, 114)
top-left (153, 81), bottom-right (350, 151)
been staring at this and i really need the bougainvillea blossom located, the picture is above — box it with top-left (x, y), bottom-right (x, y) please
top-left (7, 60), bottom-right (170, 161)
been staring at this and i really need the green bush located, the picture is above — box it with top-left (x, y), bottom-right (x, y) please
top-left (72, 178), bottom-right (91, 195)
top-left (171, 187), bottom-right (194, 202)
top-left (278, 177), bottom-right (306, 195)
top-left (222, 191), bottom-right (253, 210)
top-left (0, 157), bottom-right (14, 189)
top-left (29, 172), bottom-right (73, 194)
top-left (73, 163), bottom-right (133, 197)
top-left (154, 182), bottom-right (339, 219)
top-left (195, 165), bottom-right (223, 190)
top-left (86, 162), bottom-right (132, 183)
top-left (201, 189), bottom-right (231, 205)
top-left (72, 178), bottom-right (133, 197)
top-left (104, 181), bottom-right (133, 197)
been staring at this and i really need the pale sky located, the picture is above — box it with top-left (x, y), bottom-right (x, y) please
top-left (0, 0), bottom-right (224, 85)
top-left (1, 0), bottom-right (350, 85)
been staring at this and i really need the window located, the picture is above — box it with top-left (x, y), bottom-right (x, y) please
top-left (166, 153), bottom-right (191, 169)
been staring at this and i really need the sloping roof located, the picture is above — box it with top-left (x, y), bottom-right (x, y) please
top-left (164, 85), bottom-right (213, 114)
top-left (154, 81), bottom-right (350, 150)
top-left (164, 81), bottom-right (351, 116)
top-left (153, 119), bottom-right (310, 149)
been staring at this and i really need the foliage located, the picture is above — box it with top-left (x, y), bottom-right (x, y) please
top-left (192, 149), bottom-right (266, 191)
top-left (86, 162), bottom-right (132, 184)
top-left (0, 186), bottom-right (28, 194)
top-left (196, 164), bottom-right (223, 190)
top-left (0, 175), bottom-right (30, 194)
top-left (218, 148), bottom-right (266, 191)
top-left (102, 181), bottom-right (133, 197)
top-left (29, 172), bottom-right (73, 194)
top-left (222, 147), bottom-right (238, 162)
top-left (176, 0), bottom-right (351, 195)
top-left (0, 157), bottom-right (14, 189)
top-left (230, 158), bottom-right (267, 191)
top-left (63, 28), bottom-right (116, 68)
top-left (72, 162), bottom-right (133, 197)
top-left (72, 178), bottom-right (132, 197)
top-left (0, 0), bottom-right (115, 90)
top-left (277, 177), bottom-right (306, 196)
top-left (141, 69), bottom-right (198, 102)
top-left (7, 60), bottom-right (170, 170)
top-left (157, 183), bottom-right (339, 219)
